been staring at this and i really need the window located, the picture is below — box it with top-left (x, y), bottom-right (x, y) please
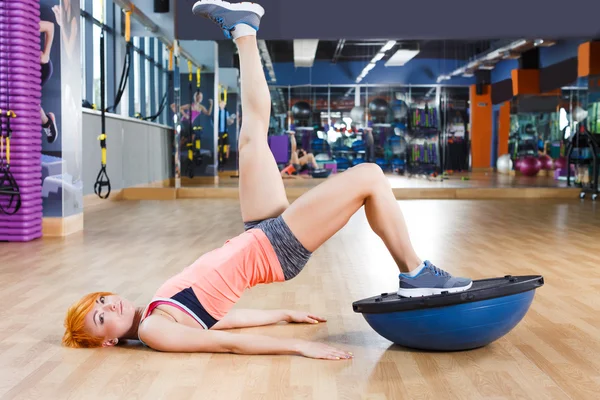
top-left (133, 37), bottom-right (141, 115)
top-left (92, 24), bottom-right (102, 108)
top-left (80, 0), bottom-right (170, 124)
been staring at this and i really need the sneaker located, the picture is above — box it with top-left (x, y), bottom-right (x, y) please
top-left (397, 260), bottom-right (472, 297)
top-left (42, 112), bottom-right (58, 144)
top-left (192, 0), bottom-right (265, 39)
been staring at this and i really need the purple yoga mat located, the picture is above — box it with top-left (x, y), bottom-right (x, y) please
top-left (0, 59), bottom-right (42, 69)
top-left (5, 164), bottom-right (41, 173)
top-left (0, 18), bottom-right (41, 30)
top-left (0, 0), bottom-right (41, 9)
top-left (7, 154), bottom-right (43, 162)
top-left (0, 190), bottom-right (40, 200)
top-left (0, 3), bottom-right (40, 12)
top-left (0, 28), bottom-right (41, 38)
top-left (0, 231), bottom-right (42, 242)
top-left (0, 214), bottom-right (42, 224)
top-left (0, 183), bottom-right (41, 194)
top-left (0, 47), bottom-right (40, 57)
top-left (0, 7), bottom-right (40, 16)
top-left (0, 1), bottom-right (40, 12)
top-left (0, 117), bottom-right (42, 125)
top-left (10, 171), bottom-right (42, 179)
top-left (0, 27), bottom-right (39, 37)
top-left (0, 207), bottom-right (42, 218)
top-left (0, 93), bottom-right (41, 101)
top-left (0, 100), bottom-right (41, 108)
top-left (0, 99), bottom-right (42, 109)
top-left (8, 139), bottom-right (43, 147)
top-left (0, 108), bottom-right (41, 117)
top-left (0, 45), bottom-right (39, 57)
top-left (3, 159), bottom-right (41, 167)
top-left (3, 176), bottom-right (42, 186)
top-left (0, 80), bottom-right (41, 90)
top-left (0, 198), bottom-right (41, 209)
top-left (0, 67), bottom-right (41, 78)
top-left (1, 133), bottom-right (41, 141)
top-left (0, 219), bottom-right (41, 229)
top-left (0, 0), bottom-right (40, 8)
top-left (0, 226), bottom-right (42, 237)
top-left (7, 142), bottom-right (42, 149)
top-left (0, 37), bottom-right (40, 48)
top-left (0, 16), bottom-right (40, 27)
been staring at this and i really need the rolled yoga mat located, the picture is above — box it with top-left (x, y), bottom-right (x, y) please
top-left (0, 219), bottom-right (42, 229)
top-left (0, 2), bottom-right (42, 242)
top-left (8, 140), bottom-right (43, 147)
top-left (0, 208), bottom-right (42, 220)
top-left (0, 45), bottom-right (40, 57)
top-left (0, 232), bottom-right (42, 242)
top-left (0, 183), bottom-right (41, 195)
top-left (9, 171), bottom-right (42, 180)
top-left (0, 226), bottom-right (42, 237)
top-left (0, 59), bottom-right (42, 69)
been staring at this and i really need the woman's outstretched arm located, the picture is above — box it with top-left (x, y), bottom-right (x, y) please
top-left (211, 309), bottom-right (326, 330)
top-left (139, 315), bottom-right (351, 360)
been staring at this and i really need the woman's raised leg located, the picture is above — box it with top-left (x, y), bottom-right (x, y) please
top-left (194, 1), bottom-right (289, 223)
top-left (281, 163), bottom-right (472, 296)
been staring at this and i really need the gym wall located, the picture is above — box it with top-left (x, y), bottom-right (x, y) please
top-left (82, 110), bottom-right (173, 196)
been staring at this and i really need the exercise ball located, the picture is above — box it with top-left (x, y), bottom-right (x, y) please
top-left (350, 106), bottom-right (365, 125)
top-left (514, 158), bottom-right (524, 172)
top-left (538, 154), bottom-right (554, 170)
top-left (554, 156), bottom-right (567, 170)
top-left (291, 101), bottom-right (311, 121)
top-left (496, 154), bottom-right (513, 174)
top-left (520, 156), bottom-right (542, 176)
top-left (353, 275), bottom-right (544, 351)
top-left (369, 98), bottom-right (389, 123)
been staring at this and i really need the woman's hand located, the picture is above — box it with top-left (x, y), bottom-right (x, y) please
top-left (286, 311), bottom-right (327, 324)
top-left (296, 340), bottom-right (353, 361)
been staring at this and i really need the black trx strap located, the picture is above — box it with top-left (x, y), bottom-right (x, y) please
top-left (0, 107), bottom-right (21, 215)
top-left (106, 11), bottom-right (132, 113)
top-left (94, 20), bottom-right (111, 199)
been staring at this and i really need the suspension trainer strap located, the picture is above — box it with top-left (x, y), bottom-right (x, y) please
top-left (95, 1), bottom-right (111, 199)
top-left (0, 109), bottom-right (21, 215)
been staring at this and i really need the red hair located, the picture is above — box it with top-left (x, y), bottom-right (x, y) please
top-left (62, 292), bottom-right (114, 348)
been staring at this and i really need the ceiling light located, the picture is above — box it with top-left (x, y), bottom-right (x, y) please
top-left (381, 40), bottom-right (396, 53)
top-left (371, 52), bottom-right (385, 63)
top-left (384, 49), bottom-right (420, 67)
top-left (294, 39), bottom-right (319, 68)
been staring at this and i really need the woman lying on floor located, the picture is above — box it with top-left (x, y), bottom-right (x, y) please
top-left (63, 1), bottom-right (472, 361)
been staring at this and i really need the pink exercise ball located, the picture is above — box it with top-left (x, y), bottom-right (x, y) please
top-left (554, 156), bottom-right (567, 170)
top-left (514, 158), bottom-right (524, 172)
top-left (520, 156), bottom-right (542, 176)
top-left (538, 154), bottom-right (554, 170)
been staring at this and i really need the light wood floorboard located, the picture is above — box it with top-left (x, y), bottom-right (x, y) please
top-left (1, 198), bottom-right (599, 399)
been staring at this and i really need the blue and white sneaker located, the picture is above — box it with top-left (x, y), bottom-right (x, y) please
top-left (192, 0), bottom-right (265, 39)
top-left (397, 260), bottom-right (472, 297)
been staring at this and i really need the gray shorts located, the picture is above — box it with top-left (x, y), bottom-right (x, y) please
top-left (244, 215), bottom-right (312, 280)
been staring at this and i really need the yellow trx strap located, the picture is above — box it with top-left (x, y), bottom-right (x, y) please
top-left (197, 67), bottom-right (201, 88)
top-left (124, 10), bottom-right (132, 42)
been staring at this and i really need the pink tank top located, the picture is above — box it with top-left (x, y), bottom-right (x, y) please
top-left (142, 229), bottom-right (285, 324)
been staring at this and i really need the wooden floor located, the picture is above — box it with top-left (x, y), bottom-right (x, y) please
top-left (1, 198), bottom-right (600, 399)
